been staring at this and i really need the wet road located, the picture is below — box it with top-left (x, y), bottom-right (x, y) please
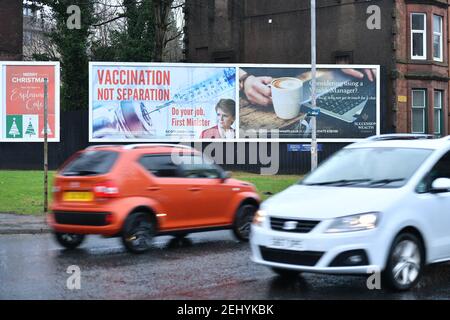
top-left (1, 231), bottom-right (450, 299)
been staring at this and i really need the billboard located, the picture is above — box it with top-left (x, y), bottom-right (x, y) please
top-left (0, 62), bottom-right (60, 142)
top-left (89, 63), bottom-right (380, 142)
top-left (238, 65), bottom-right (380, 140)
top-left (90, 63), bottom-right (237, 142)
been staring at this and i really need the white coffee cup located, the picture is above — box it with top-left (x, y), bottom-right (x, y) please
top-left (271, 77), bottom-right (303, 120)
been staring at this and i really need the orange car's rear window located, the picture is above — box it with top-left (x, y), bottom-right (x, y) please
top-left (61, 151), bottom-right (119, 176)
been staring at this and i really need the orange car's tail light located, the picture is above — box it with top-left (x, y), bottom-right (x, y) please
top-left (94, 181), bottom-right (119, 198)
top-left (52, 184), bottom-right (62, 201)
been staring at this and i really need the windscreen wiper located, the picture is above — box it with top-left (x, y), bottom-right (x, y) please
top-left (368, 178), bottom-right (405, 187)
top-left (304, 179), bottom-right (371, 186)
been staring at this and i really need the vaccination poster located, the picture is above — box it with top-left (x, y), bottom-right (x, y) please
top-left (0, 62), bottom-right (60, 142)
top-left (90, 63), bottom-right (237, 141)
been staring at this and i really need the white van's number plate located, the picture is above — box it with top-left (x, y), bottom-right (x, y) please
top-left (269, 237), bottom-right (304, 251)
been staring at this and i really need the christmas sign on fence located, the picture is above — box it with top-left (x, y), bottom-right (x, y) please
top-left (0, 62), bottom-right (60, 142)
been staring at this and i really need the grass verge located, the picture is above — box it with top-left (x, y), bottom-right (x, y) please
top-left (231, 171), bottom-right (301, 200)
top-left (0, 170), bottom-right (301, 215)
top-left (0, 171), bottom-right (55, 215)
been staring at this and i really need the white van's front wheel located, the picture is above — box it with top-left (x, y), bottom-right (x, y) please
top-left (383, 233), bottom-right (424, 291)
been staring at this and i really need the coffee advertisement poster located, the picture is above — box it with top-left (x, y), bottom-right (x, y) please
top-left (89, 63), bottom-right (380, 142)
top-left (90, 63), bottom-right (237, 142)
top-left (0, 62), bottom-right (60, 142)
top-left (238, 65), bottom-right (379, 140)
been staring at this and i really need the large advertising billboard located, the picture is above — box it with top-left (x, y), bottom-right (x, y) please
top-left (89, 63), bottom-right (380, 142)
top-left (0, 62), bottom-right (60, 142)
top-left (238, 65), bottom-right (379, 140)
top-left (90, 63), bottom-right (237, 141)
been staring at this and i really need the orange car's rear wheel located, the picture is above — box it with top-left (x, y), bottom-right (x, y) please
top-left (121, 212), bottom-right (156, 254)
top-left (54, 232), bottom-right (85, 250)
top-left (232, 204), bottom-right (258, 242)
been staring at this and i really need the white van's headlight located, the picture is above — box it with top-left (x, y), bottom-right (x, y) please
top-left (253, 210), bottom-right (267, 227)
top-left (325, 212), bottom-right (380, 233)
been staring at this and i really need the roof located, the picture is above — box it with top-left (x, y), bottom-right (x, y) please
top-left (347, 136), bottom-right (450, 150)
top-left (85, 143), bottom-right (198, 154)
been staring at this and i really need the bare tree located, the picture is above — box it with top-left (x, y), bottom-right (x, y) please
top-left (87, 0), bottom-right (186, 62)
top-left (153, 0), bottom-right (184, 62)
top-left (28, 0), bottom-right (185, 62)
top-left (162, 0), bottom-right (184, 61)
top-left (23, 2), bottom-right (59, 60)
top-left (89, 0), bottom-right (127, 60)
top-left (91, 0), bottom-right (126, 47)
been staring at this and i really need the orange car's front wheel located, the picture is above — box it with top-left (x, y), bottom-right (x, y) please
top-left (121, 212), bottom-right (156, 254)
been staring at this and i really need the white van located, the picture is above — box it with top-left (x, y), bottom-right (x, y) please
top-left (251, 134), bottom-right (450, 290)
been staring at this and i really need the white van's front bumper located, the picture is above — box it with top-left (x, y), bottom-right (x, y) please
top-left (250, 223), bottom-right (387, 274)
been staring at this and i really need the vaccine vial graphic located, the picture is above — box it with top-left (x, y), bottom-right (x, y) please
top-left (92, 68), bottom-right (236, 138)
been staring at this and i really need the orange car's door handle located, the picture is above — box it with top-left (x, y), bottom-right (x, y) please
top-left (188, 187), bottom-right (201, 192)
top-left (147, 186), bottom-right (160, 191)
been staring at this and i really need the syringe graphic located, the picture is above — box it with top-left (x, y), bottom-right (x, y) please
top-left (140, 68), bottom-right (236, 125)
top-left (93, 68), bottom-right (236, 137)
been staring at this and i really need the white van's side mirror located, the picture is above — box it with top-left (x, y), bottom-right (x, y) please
top-left (431, 178), bottom-right (450, 193)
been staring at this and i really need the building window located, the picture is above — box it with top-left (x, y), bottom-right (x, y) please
top-left (412, 89), bottom-right (426, 133)
top-left (433, 15), bottom-right (443, 62)
top-left (411, 13), bottom-right (426, 60)
top-left (434, 90), bottom-right (443, 135)
top-left (23, 7), bottom-right (33, 17)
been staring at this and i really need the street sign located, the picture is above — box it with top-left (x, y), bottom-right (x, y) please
top-left (288, 144), bottom-right (323, 152)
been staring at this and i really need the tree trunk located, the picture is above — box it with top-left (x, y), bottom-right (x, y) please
top-left (153, 0), bottom-right (173, 61)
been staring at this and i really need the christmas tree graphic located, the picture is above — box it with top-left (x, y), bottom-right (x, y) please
top-left (25, 119), bottom-right (36, 137)
top-left (41, 123), bottom-right (52, 136)
top-left (8, 118), bottom-right (20, 138)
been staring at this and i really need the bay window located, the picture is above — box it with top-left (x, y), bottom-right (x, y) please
top-left (411, 13), bottom-right (427, 60)
top-left (412, 90), bottom-right (426, 133)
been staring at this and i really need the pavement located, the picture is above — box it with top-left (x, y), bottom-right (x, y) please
top-left (0, 213), bottom-right (50, 235)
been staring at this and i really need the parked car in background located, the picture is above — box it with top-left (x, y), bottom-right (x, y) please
top-left (251, 134), bottom-right (450, 291)
top-left (49, 144), bottom-right (260, 253)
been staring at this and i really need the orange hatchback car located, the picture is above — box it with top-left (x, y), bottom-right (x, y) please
top-left (48, 144), bottom-right (260, 253)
